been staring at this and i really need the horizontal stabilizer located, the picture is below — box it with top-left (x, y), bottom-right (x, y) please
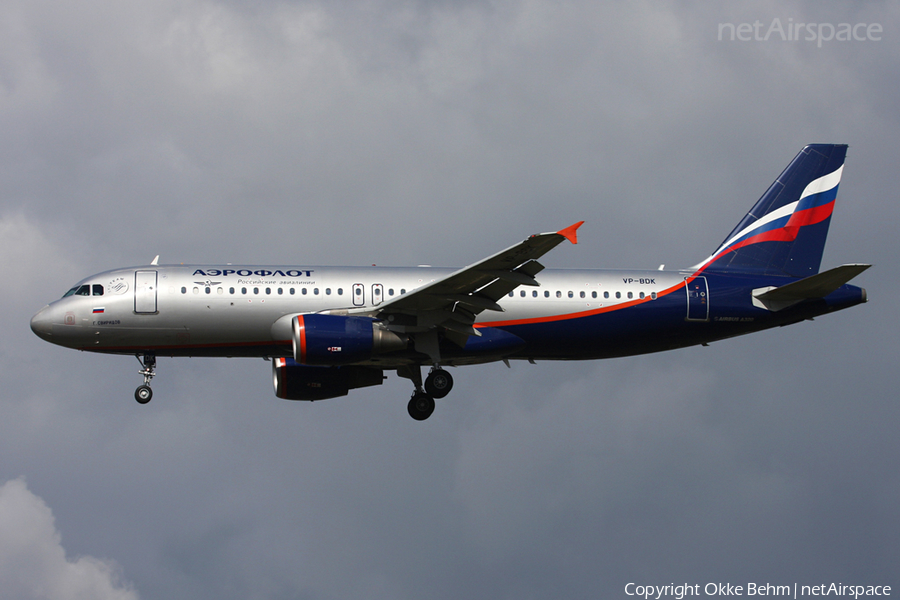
top-left (752, 263), bottom-right (870, 311)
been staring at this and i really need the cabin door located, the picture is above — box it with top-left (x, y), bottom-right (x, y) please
top-left (134, 271), bottom-right (158, 314)
top-left (352, 283), bottom-right (365, 307)
top-left (685, 276), bottom-right (709, 321)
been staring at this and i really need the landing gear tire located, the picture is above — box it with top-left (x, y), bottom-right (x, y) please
top-left (425, 369), bottom-right (453, 399)
top-left (407, 392), bottom-right (435, 421)
top-left (134, 353), bottom-right (157, 404)
top-left (135, 385), bottom-right (153, 404)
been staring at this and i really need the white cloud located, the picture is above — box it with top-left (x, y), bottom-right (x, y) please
top-left (0, 478), bottom-right (139, 600)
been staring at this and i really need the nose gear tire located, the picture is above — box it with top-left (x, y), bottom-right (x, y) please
top-left (135, 385), bottom-right (153, 404)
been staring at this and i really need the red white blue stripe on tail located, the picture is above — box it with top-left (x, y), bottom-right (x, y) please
top-left (696, 144), bottom-right (847, 278)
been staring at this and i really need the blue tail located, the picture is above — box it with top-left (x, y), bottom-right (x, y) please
top-left (698, 144), bottom-right (847, 277)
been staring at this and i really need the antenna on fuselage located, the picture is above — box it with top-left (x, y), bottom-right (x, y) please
top-left (151, 255), bottom-right (159, 266)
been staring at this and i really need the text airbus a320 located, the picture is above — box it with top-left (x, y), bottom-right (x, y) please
top-left (31, 144), bottom-right (869, 420)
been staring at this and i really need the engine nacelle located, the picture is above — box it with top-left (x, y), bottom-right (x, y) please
top-left (292, 314), bottom-right (407, 365)
top-left (273, 357), bottom-right (384, 401)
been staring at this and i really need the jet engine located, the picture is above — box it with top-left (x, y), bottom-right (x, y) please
top-left (292, 314), bottom-right (407, 365)
top-left (273, 357), bottom-right (384, 400)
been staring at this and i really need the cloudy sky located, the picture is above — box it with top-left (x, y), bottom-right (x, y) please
top-left (1, 0), bottom-right (897, 598)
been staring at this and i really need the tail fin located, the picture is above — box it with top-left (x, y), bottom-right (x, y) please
top-left (697, 144), bottom-right (847, 277)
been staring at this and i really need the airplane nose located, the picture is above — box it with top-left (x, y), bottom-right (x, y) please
top-left (31, 305), bottom-right (52, 339)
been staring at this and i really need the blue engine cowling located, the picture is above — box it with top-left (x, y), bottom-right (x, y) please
top-left (292, 314), bottom-right (407, 365)
top-left (273, 357), bottom-right (384, 401)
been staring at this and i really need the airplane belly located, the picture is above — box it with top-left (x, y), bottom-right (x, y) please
top-left (502, 294), bottom-right (698, 360)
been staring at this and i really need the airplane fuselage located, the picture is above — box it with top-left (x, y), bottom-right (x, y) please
top-left (31, 264), bottom-right (865, 364)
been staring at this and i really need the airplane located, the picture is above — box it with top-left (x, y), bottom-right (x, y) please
top-left (31, 144), bottom-right (869, 420)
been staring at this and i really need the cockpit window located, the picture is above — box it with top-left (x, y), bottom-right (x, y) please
top-left (63, 284), bottom-right (92, 298)
top-left (62, 284), bottom-right (104, 298)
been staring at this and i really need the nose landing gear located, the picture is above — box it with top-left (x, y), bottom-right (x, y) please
top-left (134, 353), bottom-right (156, 404)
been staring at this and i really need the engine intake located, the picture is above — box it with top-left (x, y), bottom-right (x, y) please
top-left (292, 314), bottom-right (407, 365)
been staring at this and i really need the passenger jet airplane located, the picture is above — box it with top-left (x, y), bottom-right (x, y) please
top-left (31, 144), bottom-right (869, 420)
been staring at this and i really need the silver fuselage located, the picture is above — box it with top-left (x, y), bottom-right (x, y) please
top-left (31, 264), bottom-right (687, 363)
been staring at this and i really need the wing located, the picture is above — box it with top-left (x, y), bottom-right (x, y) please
top-left (356, 222), bottom-right (583, 346)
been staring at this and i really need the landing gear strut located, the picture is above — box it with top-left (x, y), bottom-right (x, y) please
top-left (134, 353), bottom-right (156, 404)
top-left (399, 365), bottom-right (454, 421)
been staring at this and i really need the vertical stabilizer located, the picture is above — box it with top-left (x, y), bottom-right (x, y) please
top-left (698, 144), bottom-right (847, 277)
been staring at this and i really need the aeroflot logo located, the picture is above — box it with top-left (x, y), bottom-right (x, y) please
top-left (192, 268), bottom-right (315, 277)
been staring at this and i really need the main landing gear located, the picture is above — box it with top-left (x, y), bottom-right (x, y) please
top-left (401, 366), bottom-right (454, 421)
top-left (134, 353), bottom-right (156, 404)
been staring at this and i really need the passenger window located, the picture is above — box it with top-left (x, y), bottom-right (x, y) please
top-left (615, 292), bottom-right (621, 299)
top-left (355, 288), bottom-right (362, 296)
top-left (556, 291), bottom-right (561, 298)
top-left (278, 288), bottom-right (283, 295)
top-left (604, 291), bottom-right (610, 299)
top-left (242, 287), bottom-right (247, 294)
top-left (627, 292), bottom-right (633, 299)
top-left (544, 291), bottom-right (550, 298)
top-left (181, 287), bottom-right (187, 294)
top-left (592, 291), bottom-right (597, 299)
top-left (532, 290), bottom-right (538, 298)
top-left (401, 289), bottom-right (406, 294)
top-left (253, 288), bottom-right (259, 295)
top-left (205, 287), bottom-right (211, 294)
top-left (92, 284), bottom-right (104, 296)
top-left (338, 288), bottom-right (343, 295)
top-left (639, 292), bottom-right (645, 299)
top-left (520, 290), bottom-right (526, 297)
top-left (290, 288), bottom-right (295, 295)
top-left (229, 287), bottom-right (235, 294)
top-left (217, 287), bottom-right (224, 295)
top-left (314, 288), bottom-right (319, 295)
top-left (193, 287), bottom-right (200, 294)
top-left (265, 287), bottom-right (271, 295)
top-left (508, 292), bottom-right (514, 297)
top-left (580, 291), bottom-right (585, 298)
top-left (302, 288), bottom-right (307, 295)
top-left (568, 291), bottom-right (574, 298)
top-left (388, 289), bottom-right (394, 296)
top-left (326, 288), bottom-right (331, 295)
